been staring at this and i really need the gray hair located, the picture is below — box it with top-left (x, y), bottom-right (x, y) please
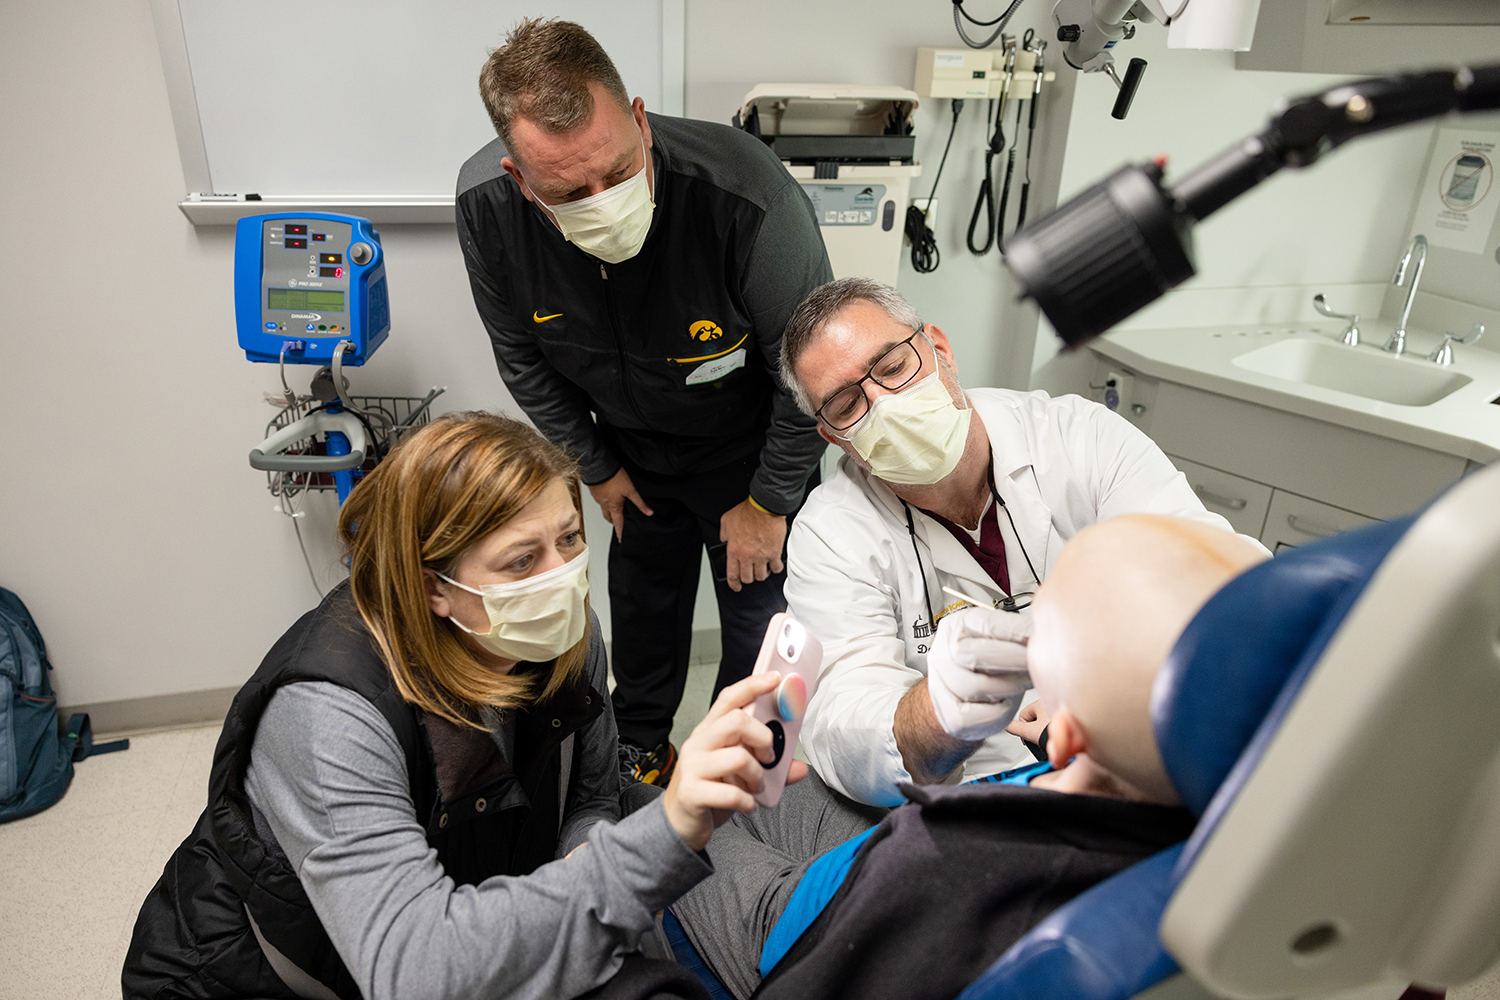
top-left (779, 277), bottom-right (922, 415)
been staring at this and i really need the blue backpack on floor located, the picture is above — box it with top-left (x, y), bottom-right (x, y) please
top-left (0, 587), bottom-right (128, 823)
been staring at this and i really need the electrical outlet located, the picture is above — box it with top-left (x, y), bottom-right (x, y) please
top-left (906, 197), bottom-right (938, 244)
top-left (1103, 370), bottom-right (1136, 417)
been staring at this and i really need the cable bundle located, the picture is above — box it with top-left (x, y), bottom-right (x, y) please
top-left (907, 99), bottom-right (966, 274)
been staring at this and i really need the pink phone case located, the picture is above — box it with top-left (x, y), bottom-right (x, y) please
top-left (748, 612), bottom-right (823, 807)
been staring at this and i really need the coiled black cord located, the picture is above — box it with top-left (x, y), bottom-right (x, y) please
top-left (995, 97), bottom-right (1025, 249)
top-left (906, 99), bottom-right (965, 274)
top-left (967, 99), bottom-right (1007, 255)
top-left (952, 0), bottom-right (1028, 49)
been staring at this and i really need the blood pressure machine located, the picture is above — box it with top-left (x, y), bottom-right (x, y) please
top-left (235, 212), bottom-right (389, 366)
top-left (236, 212), bottom-right (438, 505)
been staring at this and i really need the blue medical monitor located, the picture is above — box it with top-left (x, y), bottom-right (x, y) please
top-left (235, 212), bottom-right (390, 365)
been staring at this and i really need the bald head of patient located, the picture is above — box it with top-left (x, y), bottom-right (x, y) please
top-left (1027, 516), bottom-right (1268, 805)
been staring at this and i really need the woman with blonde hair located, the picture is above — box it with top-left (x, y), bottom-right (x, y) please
top-left (123, 412), bottom-right (792, 1000)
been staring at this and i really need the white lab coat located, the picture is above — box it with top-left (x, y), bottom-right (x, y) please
top-left (787, 388), bottom-right (1255, 806)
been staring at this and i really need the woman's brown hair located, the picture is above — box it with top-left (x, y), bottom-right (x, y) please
top-left (338, 411), bottom-right (588, 728)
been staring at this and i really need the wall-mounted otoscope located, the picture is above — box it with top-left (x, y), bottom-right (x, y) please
top-left (1004, 64), bottom-right (1500, 349)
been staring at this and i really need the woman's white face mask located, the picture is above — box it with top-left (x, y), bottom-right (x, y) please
top-left (439, 547), bottom-right (590, 663)
top-left (533, 134), bottom-right (655, 264)
top-left (838, 369), bottom-right (972, 486)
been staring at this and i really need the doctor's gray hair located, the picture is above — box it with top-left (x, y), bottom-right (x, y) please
top-left (479, 18), bottom-right (632, 159)
top-left (779, 277), bottom-right (923, 415)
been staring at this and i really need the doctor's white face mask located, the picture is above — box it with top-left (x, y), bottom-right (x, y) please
top-left (439, 548), bottom-right (590, 663)
top-left (533, 134), bottom-right (655, 264)
top-left (840, 369), bottom-right (972, 486)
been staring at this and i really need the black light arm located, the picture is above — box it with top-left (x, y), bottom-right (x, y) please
top-left (1004, 64), bottom-right (1500, 349)
top-left (1110, 57), bottom-right (1147, 121)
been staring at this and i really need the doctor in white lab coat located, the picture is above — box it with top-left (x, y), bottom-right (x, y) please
top-left (779, 278), bottom-right (1257, 806)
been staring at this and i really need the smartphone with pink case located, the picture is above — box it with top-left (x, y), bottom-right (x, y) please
top-left (748, 612), bottom-right (823, 808)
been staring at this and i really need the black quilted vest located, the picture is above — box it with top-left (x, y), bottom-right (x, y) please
top-left (122, 584), bottom-right (601, 999)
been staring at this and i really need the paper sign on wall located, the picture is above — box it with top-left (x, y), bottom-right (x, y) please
top-left (1409, 129), bottom-right (1500, 255)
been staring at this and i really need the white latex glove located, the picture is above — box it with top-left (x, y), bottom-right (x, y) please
top-left (925, 605), bottom-right (1034, 741)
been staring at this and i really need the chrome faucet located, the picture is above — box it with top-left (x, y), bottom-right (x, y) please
top-left (1313, 294), bottom-right (1359, 346)
top-left (1426, 324), bottom-right (1484, 366)
top-left (1385, 234), bottom-right (1428, 356)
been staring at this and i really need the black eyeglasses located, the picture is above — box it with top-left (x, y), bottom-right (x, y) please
top-left (815, 325), bottom-right (929, 431)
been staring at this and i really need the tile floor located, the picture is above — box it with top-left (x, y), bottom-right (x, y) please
top-left (0, 723), bottom-right (221, 998)
top-left (0, 659), bottom-right (722, 1000)
top-left (4, 657), bottom-right (1499, 1000)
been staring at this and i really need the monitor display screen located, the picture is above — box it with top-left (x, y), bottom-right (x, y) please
top-left (267, 288), bottom-right (346, 312)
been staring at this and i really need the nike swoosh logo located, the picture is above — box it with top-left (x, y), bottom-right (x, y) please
top-left (533, 311), bottom-right (563, 323)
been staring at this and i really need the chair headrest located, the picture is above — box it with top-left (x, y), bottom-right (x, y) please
top-left (1151, 516), bottom-right (1415, 816)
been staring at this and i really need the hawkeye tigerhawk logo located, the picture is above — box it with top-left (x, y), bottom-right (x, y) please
top-left (667, 318), bottom-right (748, 365)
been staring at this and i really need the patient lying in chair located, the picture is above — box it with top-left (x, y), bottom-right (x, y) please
top-left (672, 516), bottom-right (1266, 1000)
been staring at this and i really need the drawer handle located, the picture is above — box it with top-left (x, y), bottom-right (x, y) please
top-left (1287, 514), bottom-right (1338, 538)
top-left (1193, 484), bottom-right (1248, 511)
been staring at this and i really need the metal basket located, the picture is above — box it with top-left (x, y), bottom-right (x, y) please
top-left (264, 387), bottom-right (445, 495)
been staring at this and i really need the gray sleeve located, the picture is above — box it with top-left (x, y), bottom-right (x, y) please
top-left (455, 193), bottom-right (620, 485)
top-left (740, 178), bottom-right (834, 514)
top-left (557, 614), bottom-right (622, 857)
top-left (244, 682), bottom-right (711, 1000)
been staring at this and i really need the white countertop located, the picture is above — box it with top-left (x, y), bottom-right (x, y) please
top-left (1091, 321), bottom-right (1500, 464)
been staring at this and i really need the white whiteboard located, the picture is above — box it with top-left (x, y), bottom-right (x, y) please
top-left (154, 0), bottom-right (683, 220)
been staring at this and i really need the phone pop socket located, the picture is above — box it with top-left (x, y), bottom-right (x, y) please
top-left (776, 674), bottom-right (807, 721)
top-left (750, 612), bottom-right (822, 807)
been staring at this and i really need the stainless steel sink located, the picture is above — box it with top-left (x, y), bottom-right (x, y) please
top-left (1231, 339), bottom-right (1472, 406)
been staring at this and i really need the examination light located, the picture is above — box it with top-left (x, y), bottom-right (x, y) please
top-left (1005, 64), bottom-right (1500, 349)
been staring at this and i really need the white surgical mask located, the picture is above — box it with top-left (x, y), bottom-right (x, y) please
top-left (438, 548), bottom-right (590, 662)
top-left (534, 135), bottom-right (655, 264)
top-left (841, 371), bottom-right (972, 485)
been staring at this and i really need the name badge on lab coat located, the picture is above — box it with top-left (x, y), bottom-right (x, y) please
top-left (685, 348), bottom-right (747, 385)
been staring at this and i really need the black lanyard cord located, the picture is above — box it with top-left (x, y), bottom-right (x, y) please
top-left (903, 500), bottom-right (938, 628)
top-left (902, 460), bottom-right (1041, 624)
top-left (985, 458), bottom-right (1043, 588)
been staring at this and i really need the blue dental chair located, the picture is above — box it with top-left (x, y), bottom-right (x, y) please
top-left (961, 462), bottom-right (1500, 1000)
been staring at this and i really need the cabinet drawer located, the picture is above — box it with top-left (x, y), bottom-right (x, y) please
top-left (1167, 455), bottom-right (1272, 538)
top-left (1261, 490), bottom-right (1378, 554)
top-left (1149, 380), bottom-right (1466, 519)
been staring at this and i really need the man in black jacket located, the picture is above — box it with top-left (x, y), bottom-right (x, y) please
top-left (456, 19), bottom-right (831, 784)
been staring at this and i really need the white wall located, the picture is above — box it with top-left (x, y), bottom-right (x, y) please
top-left (684, 1), bottom-right (1077, 393)
top-left (1031, 24), bottom-right (1437, 375)
top-left (0, 2), bottom-right (522, 709)
top-left (0, 0), bottom-right (1081, 712)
